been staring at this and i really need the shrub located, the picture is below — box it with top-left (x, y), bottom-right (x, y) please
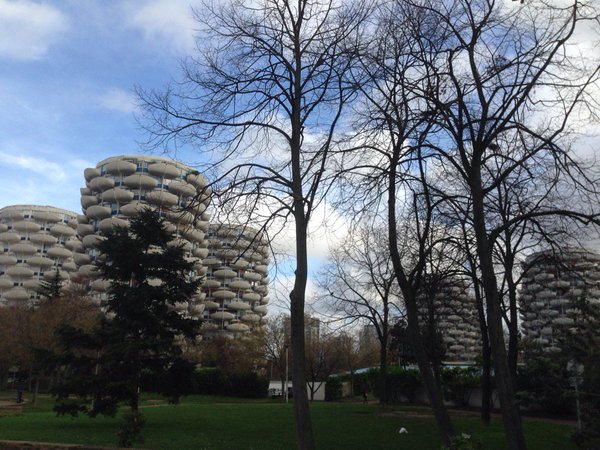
top-left (325, 377), bottom-right (342, 401)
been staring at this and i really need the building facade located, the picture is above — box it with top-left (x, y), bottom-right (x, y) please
top-left (519, 247), bottom-right (600, 353)
top-left (201, 223), bottom-right (269, 334)
top-left (0, 205), bottom-right (80, 305)
top-left (76, 155), bottom-right (212, 318)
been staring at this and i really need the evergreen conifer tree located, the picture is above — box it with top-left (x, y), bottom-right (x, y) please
top-left (51, 209), bottom-right (200, 446)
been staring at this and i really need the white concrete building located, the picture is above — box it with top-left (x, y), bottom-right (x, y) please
top-left (0, 205), bottom-right (80, 305)
top-left (76, 155), bottom-right (212, 318)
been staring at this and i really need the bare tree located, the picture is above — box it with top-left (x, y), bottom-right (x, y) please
top-left (138, 1), bottom-right (371, 447)
top-left (317, 223), bottom-right (402, 403)
top-left (263, 314), bottom-right (289, 394)
top-left (404, 0), bottom-right (600, 447)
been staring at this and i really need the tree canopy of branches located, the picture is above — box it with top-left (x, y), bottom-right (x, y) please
top-left (318, 224), bottom-right (402, 403)
top-left (138, 1), bottom-right (371, 447)
top-left (50, 210), bottom-right (200, 447)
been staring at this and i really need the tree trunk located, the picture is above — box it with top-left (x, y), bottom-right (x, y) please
top-left (31, 376), bottom-right (40, 408)
top-left (378, 343), bottom-right (388, 404)
top-left (386, 161), bottom-right (455, 446)
top-left (289, 214), bottom-right (315, 449)
top-left (471, 176), bottom-right (527, 450)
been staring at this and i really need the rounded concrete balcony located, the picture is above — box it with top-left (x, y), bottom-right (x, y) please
top-left (102, 188), bottom-right (134, 204)
top-left (28, 256), bottom-right (54, 268)
top-left (166, 210), bottom-right (195, 225)
top-left (10, 243), bottom-right (37, 256)
top-left (204, 300), bottom-right (220, 309)
top-left (84, 167), bottom-right (101, 181)
top-left (212, 289), bottom-right (236, 300)
top-left (86, 205), bottom-right (112, 220)
top-left (88, 176), bottom-right (115, 192)
top-left (0, 232), bottom-right (21, 244)
top-left (81, 195), bottom-right (98, 208)
top-left (148, 162), bottom-right (180, 179)
top-left (98, 217), bottom-right (129, 233)
top-left (47, 246), bottom-right (73, 259)
top-left (240, 313), bottom-right (261, 323)
top-left (0, 277), bottom-right (13, 290)
top-left (22, 280), bottom-right (42, 292)
top-left (104, 160), bottom-right (137, 175)
top-left (120, 202), bottom-right (146, 217)
top-left (203, 279), bottom-right (221, 289)
top-left (13, 221), bottom-right (41, 233)
top-left (227, 301), bottom-right (251, 311)
top-left (30, 233), bottom-right (58, 245)
top-left (213, 268), bottom-right (237, 279)
top-left (4, 287), bottom-right (29, 301)
top-left (6, 266), bottom-right (34, 278)
top-left (123, 174), bottom-right (158, 189)
top-left (0, 255), bottom-right (17, 265)
top-left (211, 311), bottom-right (235, 321)
top-left (168, 181), bottom-right (196, 197)
top-left (227, 322), bottom-right (250, 332)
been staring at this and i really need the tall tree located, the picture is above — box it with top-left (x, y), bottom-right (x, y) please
top-left (317, 224), bottom-right (402, 404)
top-left (138, 2), bottom-right (370, 447)
top-left (51, 210), bottom-right (200, 447)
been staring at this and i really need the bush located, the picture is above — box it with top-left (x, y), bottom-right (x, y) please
top-left (325, 377), bottom-right (342, 401)
top-left (194, 368), bottom-right (268, 398)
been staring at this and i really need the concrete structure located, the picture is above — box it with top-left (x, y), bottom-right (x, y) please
top-left (0, 205), bottom-right (79, 305)
top-left (519, 247), bottom-right (600, 353)
top-left (76, 155), bottom-right (212, 318)
top-left (201, 223), bottom-right (269, 334)
top-left (418, 278), bottom-right (481, 363)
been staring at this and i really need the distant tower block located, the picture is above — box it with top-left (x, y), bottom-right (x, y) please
top-left (201, 223), bottom-right (270, 334)
top-left (519, 247), bottom-right (600, 354)
top-left (76, 155), bottom-right (212, 317)
top-left (0, 205), bottom-right (80, 305)
top-left (418, 277), bottom-right (481, 363)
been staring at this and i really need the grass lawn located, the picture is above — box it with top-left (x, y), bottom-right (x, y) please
top-left (0, 393), bottom-right (577, 449)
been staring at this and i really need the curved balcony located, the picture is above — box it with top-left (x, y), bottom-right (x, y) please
top-left (168, 181), bottom-right (196, 197)
top-left (13, 221), bottom-right (41, 233)
top-left (253, 285), bottom-right (268, 295)
top-left (104, 160), bottom-right (137, 176)
top-left (84, 167), bottom-right (101, 182)
top-left (65, 238), bottom-right (83, 252)
top-left (0, 224), bottom-right (6, 232)
top-left (166, 210), bottom-right (195, 225)
top-left (195, 220), bottom-right (209, 232)
top-left (203, 257), bottom-right (222, 267)
top-left (120, 202), bottom-right (146, 217)
top-left (213, 268), bottom-right (237, 279)
top-left (167, 239), bottom-right (192, 252)
top-left (215, 248), bottom-right (240, 259)
top-left (212, 289), bottom-right (236, 300)
top-left (67, 219), bottom-right (78, 230)
top-left (182, 228), bottom-right (204, 243)
top-left (28, 256), bottom-right (54, 268)
top-left (240, 313), bottom-right (261, 323)
top-left (102, 188), bottom-right (134, 204)
top-left (81, 195), bottom-right (98, 209)
top-left (145, 190), bottom-right (179, 207)
top-left (227, 322), bottom-right (250, 332)
top-left (61, 262), bottom-right (77, 272)
top-left (173, 301), bottom-right (189, 313)
top-left (4, 287), bottom-right (29, 301)
top-left (148, 162), bottom-right (180, 179)
top-left (23, 280), bottom-right (42, 292)
top-left (123, 173), bottom-right (157, 189)
top-left (211, 311), bottom-right (235, 321)
top-left (80, 187), bottom-right (92, 196)
top-left (6, 266), bottom-right (34, 278)
top-left (76, 223), bottom-right (95, 237)
top-left (193, 247), bottom-right (209, 259)
top-left (77, 214), bottom-right (89, 224)
top-left (0, 232), bottom-right (21, 244)
top-left (253, 305), bottom-right (268, 315)
top-left (227, 300), bottom-right (251, 311)
top-left (243, 271), bottom-right (262, 282)
top-left (10, 243), bottom-right (37, 255)
top-left (47, 246), bottom-right (73, 259)
top-left (229, 279), bottom-right (251, 290)
top-left (242, 292), bottom-right (261, 302)
top-left (201, 322), bottom-right (220, 332)
top-left (254, 265), bottom-right (268, 275)
top-left (78, 264), bottom-right (99, 277)
top-left (82, 234), bottom-right (105, 249)
top-left (188, 202), bottom-right (206, 215)
top-left (260, 296), bottom-right (269, 305)
top-left (30, 234), bottom-right (57, 247)
top-left (50, 224), bottom-right (76, 237)
top-left (230, 259), bottom-right (250, 269)
top-left (98, 217), bottom-right (129, 233)
top-left (204, 300), bottom-right (220, 309)
top-left (0, 276), bottom-right (13, 290)
top-left (0, 254), bottom-right (17, 266)
top-left (186, 173), bottom-right (207, 189)
top-left (203, 279), bottom-right (221, 289)
top-left (86, 205), bottom-right (112, 220)
top-left (88, 176), bottom-right (115, 192)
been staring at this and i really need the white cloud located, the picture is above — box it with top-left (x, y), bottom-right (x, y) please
top-left (0, 151), bottom-right (68, 181)
top-left (98, 88), bottom-right (139, 114)
top-left (0, 0), bottom-right (68, 60)
top-left (126, 0), bottom-right (199, 53)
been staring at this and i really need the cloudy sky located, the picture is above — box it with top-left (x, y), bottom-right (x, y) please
top-left (0, 0), bottom-right (205, 213)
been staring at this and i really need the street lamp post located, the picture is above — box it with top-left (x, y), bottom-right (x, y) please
top-left (285, 344), bottom-right (289, 404)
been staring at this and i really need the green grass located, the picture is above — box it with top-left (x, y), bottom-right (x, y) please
top-left (0, 393), bottom-right (577, 449)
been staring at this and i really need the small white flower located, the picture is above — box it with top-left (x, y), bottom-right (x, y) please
top-left (461, 433), bottom-right (471, 440)
top-left (399, 427), bottom-right (408, 434)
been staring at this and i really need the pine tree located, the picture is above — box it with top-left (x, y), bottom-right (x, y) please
top-left (51, 209), bottom-right (200, 446)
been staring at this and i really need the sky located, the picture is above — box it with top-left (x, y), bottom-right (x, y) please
top-left (0, 0), bottom-right (344, 312)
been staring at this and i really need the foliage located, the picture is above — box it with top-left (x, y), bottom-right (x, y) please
top-left (324, 377), bottom-right (343, 401)
top-left (49, 210), bottom-right (200, 446)
top-left (195, 368), bottom-right (268, 398)
top-left (515, 360), bottom-right (571, 415)
top-left (117, 411), bottom-right (146, 448)
top-left (441, 434), bottom-right (483, 450)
